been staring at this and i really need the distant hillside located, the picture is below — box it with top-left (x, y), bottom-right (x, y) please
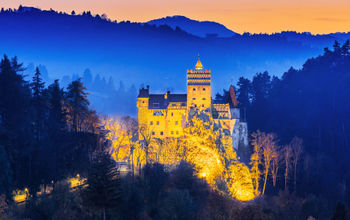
top-left (0, 6), bottom-right (349, 115)
top-left (147, 15), bottom-right (237, 38)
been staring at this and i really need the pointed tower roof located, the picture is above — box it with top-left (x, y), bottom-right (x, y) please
top-left (194, 54), bottom-right (204, 70)
top-left (229, 84), bottom-right (239, 107)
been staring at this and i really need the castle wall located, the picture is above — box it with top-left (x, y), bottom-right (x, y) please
top-left (137, 99), bottom-right (186, 139)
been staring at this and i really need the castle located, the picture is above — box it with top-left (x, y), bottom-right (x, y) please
top-left (137, 56), bottom-right (248, 150)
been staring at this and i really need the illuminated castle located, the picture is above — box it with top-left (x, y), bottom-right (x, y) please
top-left (137, 56), bottom-right (248, 149)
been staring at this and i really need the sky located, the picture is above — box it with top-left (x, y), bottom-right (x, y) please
top-left (1, 0), bottom-right (350, 34)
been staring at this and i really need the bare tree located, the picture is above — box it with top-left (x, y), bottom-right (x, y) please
top-left (121, 116), bottom-right (138, 179)
top-left (250, 131), bottom-right (262, 195)
top-left (250, 131), bottom-right (278, 195)
top-left (261, 132), bottom-right (278, 195)
top-left (139, 123), bottom-right (153, 165)
top-left (284, 145), bottom-right (292, 190)
top-left (271, 146), bottom-right (280, 187)
top-left (291, 137), bottom-right (303, 192)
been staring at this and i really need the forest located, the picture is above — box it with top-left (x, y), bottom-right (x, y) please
top-left (0, 41), bottom-right (350, 220)
top-left (2, 6), bottom-right (350, 94)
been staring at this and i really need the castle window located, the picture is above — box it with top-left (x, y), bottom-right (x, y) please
top-left (203, 88), bottom-right (206, 91)
top-left (171, 113), bottom-right (173, 116)
top-left (193, 98), bottom-right (196, 100)
top-left (160, 131), bottom-right (163, 135)
top-left (153, 103), bottom-right (159, 108)
top-left (142, 101), bottom-right (145, 103)
top-left (157, 121), bottom-right (159, 125)
top-left (193, 88), bottom-right (196, 91)
top-left (171, 131), bottom-right (174, 135)
top-left (202, 98), bottom-right (206, 100)
top-left (176, 131), bottom-right (179, 135)
top-left (175, 121), bottom-right (178, 125)
top-left (150, 121), bottom-right (153, 125)
top-left (202, 104), bottom-right (204, 107)
top-left (152, 132), bottom-right (155, 135)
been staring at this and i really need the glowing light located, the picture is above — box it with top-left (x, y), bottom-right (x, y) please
top-left (104, 113), bottom-right (256, 201)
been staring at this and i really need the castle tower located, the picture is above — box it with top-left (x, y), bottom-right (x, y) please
top-left (136, 85), bottom-right (150, 133)
top-left (187, 55), bottom-right (211, 112)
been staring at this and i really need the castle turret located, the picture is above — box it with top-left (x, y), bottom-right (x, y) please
top-left (187, 55), bottom-right (211, 112)
top-left (137, 85), bottom-right (150, 133)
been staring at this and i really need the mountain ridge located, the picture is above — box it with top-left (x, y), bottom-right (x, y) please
top-left (147, 15), bottom-right (237, 38)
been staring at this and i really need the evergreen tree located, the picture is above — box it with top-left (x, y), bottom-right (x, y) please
top-left (341, 40), bottom-right (350, 56)
top-left (82, 151), bottom-right (121, 220)
top-left (31, 67), bottom-right (46, 141)
top-left (0, 55), bottom-right (32, 189)
top-left (333, 40), bottom-right (341, 54)
top-left (236, 77), bottom-right (251, 121)
top-left (331, 202), bottom-right (347, 220)
top-left (48, 79), bottom-right (66, 134)
top-left (66, 79), bottom-right (89, 132)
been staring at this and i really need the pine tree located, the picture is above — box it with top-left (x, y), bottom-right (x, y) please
top-left (341, 40), bottom-right (350, 56)
top-left (333, 40), bottom-right (341, 55)
top-left (236, 77), bottom-right (251, 109)
top-left (48, 80), bottom-right (66, 133)
top-left (0, 55), bottom-right (32, 190)
top-left (31, 67), bottom-right (46, 141)
top-left (66, 79), bottom-right (89, 132)
top-left (331, 202), bottom-right (347, 220)
top-left (82, 151), bottom-right (121, 220)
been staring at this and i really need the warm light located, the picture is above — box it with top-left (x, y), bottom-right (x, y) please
top-left (104, 114), bottom-right (256, 201)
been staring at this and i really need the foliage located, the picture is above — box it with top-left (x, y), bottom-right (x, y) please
top-left (0, 55), bottom-right (102, 200)
top-left (82, 151), bottom-right (121, 219)
top-left (237, 41), bottom-right (350, 203)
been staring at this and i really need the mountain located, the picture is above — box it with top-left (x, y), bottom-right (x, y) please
top-left (147, 15), bottom-right (237, 38)
top-left (0, 6), bottom-right (349, 115)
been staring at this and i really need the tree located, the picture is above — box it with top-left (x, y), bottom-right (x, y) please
top-left (333, 40), bottom-right (341, 54)
top-left (47, 80), bottom-right (67, 179)
top-left (103, 116), bottom-right (131, 162)
top-left (271, 146), bottom-right (280, 187)
top-left (66, 79), bottom-right (89, 132)
top-left (261, 133), bottom-right (277, 195)
top-left (236, 77), bottom-right (251, 121)
top-left (0, 194), bottom-right (8, 218)
top-left (31, 67), bottom-right (46, 141)
top-left (82, 151), bottom-right (121, 220)
top-left (237, 77), bottom-right (251, 108)
top-left (47, 80), bottom-right (66, 134)
top-left (0, 146), bottom-right (12, 197)
top-left (291, 137), bottom-right (302, 192)
top-left (341, 40), bottom-right (350, 56)
top-left (0, 55), bottom-right (32, 190)
top-left (251, 131), bottom-right (277, 195)
top-left (331, 202), bottom-right (347, 220)
top-left (283, 145), bottom-right (292, 191)
top-left (250, 132), bottom-right (261, 195)
top-left (139, 123), bottom-right (153, 165)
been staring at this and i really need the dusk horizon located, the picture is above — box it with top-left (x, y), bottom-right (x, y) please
top-left (2, 1), bottom-right (350, 34)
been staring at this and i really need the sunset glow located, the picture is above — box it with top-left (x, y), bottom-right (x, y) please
top-left (3, 0), bottom-right (350, 34)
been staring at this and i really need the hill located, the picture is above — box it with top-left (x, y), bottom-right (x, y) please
top-left (147, 15), bottom-right (237, 38)
top-left (0, 6), bottom-right (349, 115)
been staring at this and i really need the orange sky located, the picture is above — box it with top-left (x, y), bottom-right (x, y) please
top-left (2, 0), bottom-right (350, 34)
